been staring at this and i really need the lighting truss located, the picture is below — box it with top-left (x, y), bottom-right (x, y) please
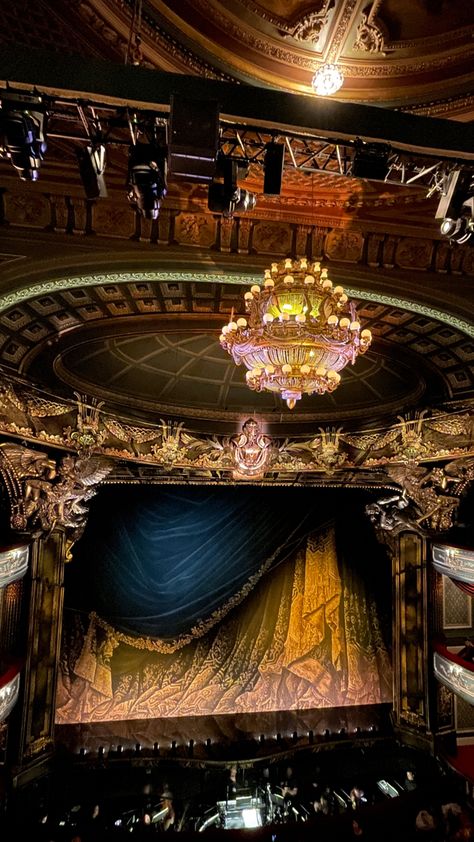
top-left (1, 91), bottom-right (471, 198)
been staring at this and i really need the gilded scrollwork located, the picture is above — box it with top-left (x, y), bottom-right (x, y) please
top-left (64, 393), bottom-right (106, 451)
top-left (354, 3), bottom-right (389, 55)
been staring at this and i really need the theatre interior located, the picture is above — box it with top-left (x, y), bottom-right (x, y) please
top-left (1, 0), bottom-right (474, 838)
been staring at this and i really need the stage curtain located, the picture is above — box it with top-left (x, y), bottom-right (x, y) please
top-left (65, 486), bottom-right (320, 639)
top-left (56, 525), bottom-right (392, 724)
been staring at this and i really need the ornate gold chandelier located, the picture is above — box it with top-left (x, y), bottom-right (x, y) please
top-left (220, 257), bottom-right (372, 409)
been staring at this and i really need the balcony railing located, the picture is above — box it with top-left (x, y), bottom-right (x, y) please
top-left (0, 544), bottom-right (29, 589)
top-left (0, 660), bottom-right (21, 722)
top-left (433, 642), bottom-right (474, 707)
top-left (432, 543), bottom-right (474, 588)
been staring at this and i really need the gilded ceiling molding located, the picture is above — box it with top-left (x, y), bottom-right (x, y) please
top-left (353, 2), bottom-right (388, 55)
top-left (326, 0), bottom-right (360, 63)
top-left (0, 272), bottom-right (472, 338)
top-left (75, 0), bottom-right (235, 80)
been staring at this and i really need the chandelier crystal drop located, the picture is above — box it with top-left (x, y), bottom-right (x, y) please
top-left (220, 257), bottom-right (372, 410)
top-left (312, 63), bottom-right (344, 96)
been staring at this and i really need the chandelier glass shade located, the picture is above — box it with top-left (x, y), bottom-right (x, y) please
top-left (312, 63), bottom-right (344, 96)
top-left (220, 258), bottom-right (372, 409)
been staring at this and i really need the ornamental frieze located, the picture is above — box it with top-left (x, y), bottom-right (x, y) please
top-left (0, 377), bottom-right (473, 532)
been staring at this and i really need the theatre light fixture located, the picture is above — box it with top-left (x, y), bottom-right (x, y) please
top-left (312, 64), bottom-right (344, 96)
top-left (127, 141), bottom-right (167, 219)
top-left (220, 258), bottom-right (372, 409)
top-left (436, 169), bottom-right (474, 245)
top-left (208, 154), bottom-right (256, 217)
top-left (0, 92), bottom-right (47, 181)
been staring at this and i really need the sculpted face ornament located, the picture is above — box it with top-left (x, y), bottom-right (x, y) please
top-left (231, 418), bottom-right (273, 479)
top-left (220, 258), bottom-right (372, 409)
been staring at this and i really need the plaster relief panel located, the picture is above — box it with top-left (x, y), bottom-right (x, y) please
top-left (324, 230), bottom-right (364, 263)
top-left (395, 238), bottom-right (433, 270)
top-left (175, 214), bottom-right (217, 248)
top-left (252, 222), bottom-right (291, 255)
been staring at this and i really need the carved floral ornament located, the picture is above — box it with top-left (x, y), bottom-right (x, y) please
top-left (0, 373), bottom-right (473, 535)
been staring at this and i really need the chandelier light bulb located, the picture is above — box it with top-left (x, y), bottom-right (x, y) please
top-left (350, 320), bottom-right (360, 331)
top-left (333, 285), bottom-right (344, 296)
top-left (263, 313), bottom-right (274, 324)
top-left (339, 317), bottom-right (351, 329)
top-left (264, 278), bottom-right (275, 288)
top-left (228, 321), bottom-right (237, 331)
top-left (312, 63), bottom-right (344, 97)
top-left (322, 279), bottom-right (332, 290)
top-left (250, 285), bottom-right (260, 294)
top-left (244, 291), bottom-right (253, 301)
top-left (237, 318), bottom-right (247, 328)
top-left (283, 274), bottom-right (294, 285)
top-left (304, 275), bottom-right (315, 285)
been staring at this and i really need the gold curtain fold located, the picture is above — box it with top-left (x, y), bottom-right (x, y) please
top-left (56, 527), bottom-right (392, 724)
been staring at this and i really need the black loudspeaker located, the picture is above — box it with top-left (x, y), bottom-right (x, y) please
top-left (263, 142), bottom-right (285, 195)
top-left (168, 95), bottom-right (219, 182)
top-left (352, 141), bottom-right (391, 181)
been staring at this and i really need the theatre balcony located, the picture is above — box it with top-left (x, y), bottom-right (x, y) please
top-left (434, 643), bottom-right (474, 708)
top-left (432, 544), bottom-right (474, 593)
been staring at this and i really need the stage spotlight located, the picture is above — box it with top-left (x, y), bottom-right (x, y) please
top-left (76, 143), bottom-right (107, 199)
top-left (0, 92), bottom-right (47, 181)
top-left (436, 169), bottom-right (474, 245)
top-left (127, 142), bottom-right (167, 219)
top-left (352, 139), bottom-right (391, 181)
top-left (79, 747), bottom-right (87, 757)
top-left (208, 154), bottom-right (256, 217)
top-left (117, 744), bottom-right (123, 754)
top-left (98, 746), bottom-right (105, 757)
